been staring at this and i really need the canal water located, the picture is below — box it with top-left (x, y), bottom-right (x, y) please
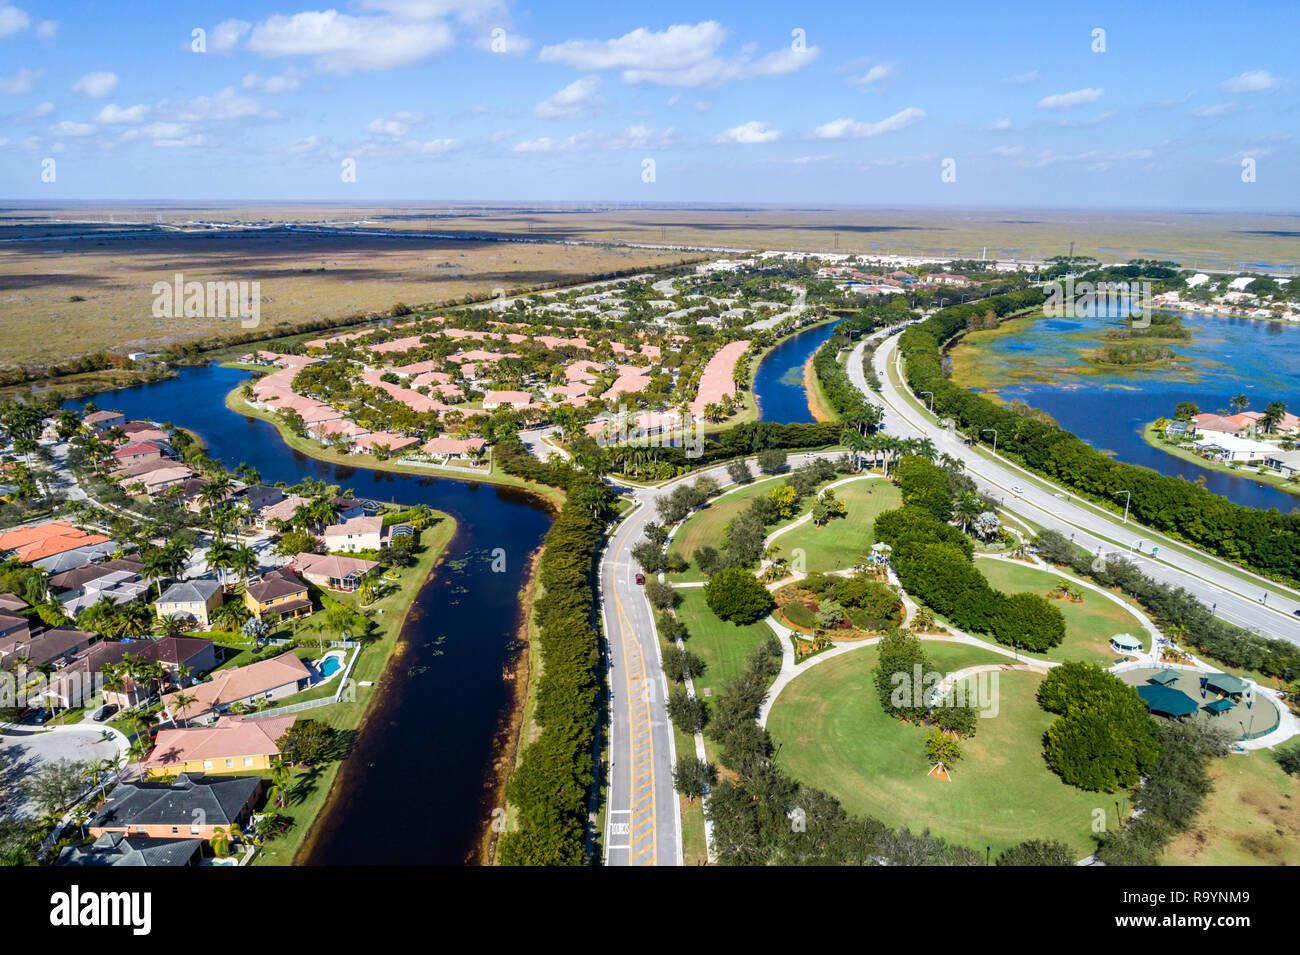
top-left (954, 309), bottom-right (1300, 513)
top-left (751, 319), bottom-right (842, 424)
top-left (65, 365), bottom-right (553, 864)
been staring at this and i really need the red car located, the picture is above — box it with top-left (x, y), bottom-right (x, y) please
top-left (634, 573), bottom-right (645, 585)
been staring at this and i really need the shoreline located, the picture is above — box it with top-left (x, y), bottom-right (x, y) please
top-left (291, 510), bottom-right (459, 865)
top-left (802, 352), bottom-right (835, 423)
top-left (477, 545), bottom-right (544, 866)
top-left (1140, 420), bottom-right (1300, 499)
top-left (224, 383), bottom-right (566, 512)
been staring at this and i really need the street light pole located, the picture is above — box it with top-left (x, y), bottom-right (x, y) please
top-left (981, 428), bottom-right (998, 454)
top-left (1118, 489), bottom-right (1131, 524)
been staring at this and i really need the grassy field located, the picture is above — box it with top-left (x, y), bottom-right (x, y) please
top-left (0, 226), bottom-right (689, 366)
top-left (674, 589), bottom-right (777, 701)
top-left (768, 645), bottom-right (1114, 859)
top-left (19, 203), bottom-right (1292, 269)
top-left (666, 475), bottom-right (789, 583)
top-left (976, 557), bottom-right (1153, 665)
top-left (769, 478), bottom-right (900, 574)
top-left (250, 512), bottom-right (457, 865)
top-left (1165, 748), bottom-right (1300, 865)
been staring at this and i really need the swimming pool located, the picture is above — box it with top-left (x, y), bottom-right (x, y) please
top-left (317, 651), bottom-right (345, 680)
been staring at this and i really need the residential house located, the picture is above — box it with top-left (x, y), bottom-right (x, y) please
top-left (49, 557), bottom-right (144, 595)
top-left (45, 639), bottom-right (134, 709)
top-left (1264, 450), bottom-right (1300, 477)
top-left (243, 568), bottom-right (311, 623)
top-left (420, 436), bottom-right (485, 461)
top-left (0, 611), bottom-right (30, 641)
top-left (111, 442), bottom-right (165, 468)
top-left (290, 552), bottom-right (378, 592)
top-left (0, 521), bottom-right (111, 565)
top-left (118, 465), bottom-right (193, 497)
top-left (154, 579), bottom-right (223, 630)
top-left (82, 410), bottom-right (126, 433)
top-left (0, 627), bottom-right (92, 670)
top-left (99, 636), bottom-right (218, 709)
top-left (87, 773), bottom-right (262, 841)
top-left (60, 569), bottom-right (151, 616)
top-left (322, 515), bottom-right (385, 553)
top-left (55, 832), bottom-right (204, 867)
top-left (481, 390), bottom-right (535, 410)
top-left (160, 651), bottom-right (311, 722)
top-left (143, 715), bottom-right (296, 777)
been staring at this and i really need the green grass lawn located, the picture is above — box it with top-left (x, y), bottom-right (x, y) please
top-left (1164, 748), bottom-right (1300, 865)
top-left (768, 643), bottom-right (1114, 860)
top-left (770, 478), bottom-right (900, 574)
top-left (975, 557), bottom-right (1153, 666)
top-left (673, 589), bottom-right (776, 700)
top-left (666, 475), bottom-right (789, 583)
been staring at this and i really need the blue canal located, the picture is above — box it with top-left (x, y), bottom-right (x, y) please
top-left (65, 365), bottom-right (553, 865)
top-left (751, 319), bottom-right (842, 424)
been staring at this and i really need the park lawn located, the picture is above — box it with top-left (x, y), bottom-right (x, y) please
top-left (666, 475), bottom-right (789, 583)
top-left (770, 478), bottom-right (900, 574)
top-left (975, 557), bottom-right (1152, 666)
top-left (1164, 749), bottom-right (1300, 866)
top-left (768, 643), bottom-right (1113, 860)
top-left (674, 589), bottom-right (776, 701)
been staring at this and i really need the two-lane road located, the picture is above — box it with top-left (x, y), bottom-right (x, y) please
top-left (853, 332), bottom-right (1300, 643)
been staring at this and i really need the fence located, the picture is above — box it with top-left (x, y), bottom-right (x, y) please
top-left (246, 643), bottom-right (363, 719)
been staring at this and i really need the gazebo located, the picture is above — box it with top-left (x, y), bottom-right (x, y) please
top-left (1203, 698), bottom-right (1238, 717)
top-left (1148, 669), bottom-right (1179, 687)
top-left (1137, 684), bottom-right (1200, 719)
top-left (1110, 632), bottom-right (1143, 653)
top-left (1202, 672), bottom-right (1248, 699)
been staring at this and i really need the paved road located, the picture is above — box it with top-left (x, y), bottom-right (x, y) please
top-left (599, 451), bottom-right (838, 865)
top-left (854, 333), bottom-right (1300, 643)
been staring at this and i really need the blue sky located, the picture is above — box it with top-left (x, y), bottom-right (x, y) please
top-left (1, 0), bottom-right (1296, 208)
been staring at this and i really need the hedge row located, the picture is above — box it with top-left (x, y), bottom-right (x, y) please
top-left (899, 289), bottom-right (1300, 584)
top-left (497, 474), bottom-right (606, 865)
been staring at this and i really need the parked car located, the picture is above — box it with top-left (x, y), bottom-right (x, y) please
top-left (92, 704), bottom-right (118, 722)
top-left (634, 573), bottom-right (645, 585)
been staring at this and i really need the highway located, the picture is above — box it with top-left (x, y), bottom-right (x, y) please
top-left (854, 332), bottom-right (1300, 644)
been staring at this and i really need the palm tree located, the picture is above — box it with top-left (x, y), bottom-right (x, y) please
top-left (268, 756), bottom-right (293, 807)
top-left (1230, 393), bottom-right (1249, 414)
top-left (230, 543), bottom-right (258, 586)
top-left (207, 539), bottom-right (234, 587)
top-left (155, 612), bottom-right (188, 637)
top-left (141, 546), bottom-right (170, 600)
top-left (953, 492), bottom-right (984, 532)
top-left (82, 757), bottom-right (117, 789)
top-left (171, 690), bottom-right (198, 728)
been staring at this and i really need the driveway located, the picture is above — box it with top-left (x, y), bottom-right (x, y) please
top-left (0, 726), bottom-right (123, 820)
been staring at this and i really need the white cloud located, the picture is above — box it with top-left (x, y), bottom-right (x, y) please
top-left (242, 69), bottom-right (304, 93)
top-left (512, 131), bottom-right (603, 153)
top-left (541, 21), bottom-right (727, 71)
top-left (284, 134), bottom-right (323, 153)
top-left (852, 61), bottom-right (898, 86)
top-left (71, 72), bottom-right (119, 99)
top-left (1192, 101), bottom-right (1237, 118)
top-left (50, 120), bottom-right (95, 136)
top-left (984, 117), bottom-right (1012, 131)
top-left (1036, 87), bottom-right (1104, 109)
top-left (34, 18), bottom-right (56, 37)
top-left (607, 124), bottom-right (684, 149)
top-left (169, 87), bottom-right (274, 122)
top-left (209, 18), bottom-right (251, 53)
top-left (810, 107), bottom-right (925, 139)
top-left (21, 100), bottom-right (53, 118)
top-left (1220, 70), bottom-right (1286, 94)
top-left (95, 103), bottom-right (150, 124)
top-left (991, 144), bottom-right (1024, 156)
top-left (0, 3), bottom-right (30, 38)
top-left (694, 99), bottom-right (711, 112)
top-left (540, 21), bottom-right (817, 88)
top-left (248, 10), bottom-right (454, 72)
top-left (0, 66), bottom-right (41, 95)
top-left (714, 120), bottom-right (780, 144)
top-left (534, 75), bottom-right (607, 121)
top-left (1001, 70), bottom-right (1039, 85)
top-left (366, 111), bottom-right (429, 136)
